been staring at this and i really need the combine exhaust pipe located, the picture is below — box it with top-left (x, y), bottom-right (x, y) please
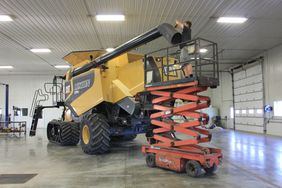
top-left (71, 23), bottom-right (182, 77)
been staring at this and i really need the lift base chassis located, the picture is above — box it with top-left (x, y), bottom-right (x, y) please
top-left (142, 145), bottom-right (222, 174)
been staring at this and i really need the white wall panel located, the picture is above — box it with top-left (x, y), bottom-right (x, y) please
top-left (266, 122), bottom-right (282, 136)
top-left (0, 75), bottom-right (62, 129)
top-left (261, 43), bottom-right (282, 136)
top-left (211, 72), bottom-right (233, 128)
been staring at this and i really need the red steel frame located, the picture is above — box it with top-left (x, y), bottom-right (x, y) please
top-left (142, 81), bottom-right (222, 172)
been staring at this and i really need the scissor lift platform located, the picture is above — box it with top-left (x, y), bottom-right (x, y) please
top-left (142, 38), bottom-right (222, 177)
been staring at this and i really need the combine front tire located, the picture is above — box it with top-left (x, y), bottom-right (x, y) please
top-left (60, 122), bottom-right (80, 146)
top-left (81, 113), bottom-right (110, 154)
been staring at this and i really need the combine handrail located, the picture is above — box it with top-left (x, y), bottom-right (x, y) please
top-left (29, 89), bottom-right (49, 117)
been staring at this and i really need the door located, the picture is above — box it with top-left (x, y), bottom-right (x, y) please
top-left (233, 62), bottom-right (265, 133)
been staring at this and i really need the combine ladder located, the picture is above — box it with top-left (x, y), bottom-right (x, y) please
top-left (29, 89), bottom-right (49, 136)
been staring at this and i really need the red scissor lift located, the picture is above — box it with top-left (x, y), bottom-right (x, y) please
top-left (142, 38), bottom-right (223, 177)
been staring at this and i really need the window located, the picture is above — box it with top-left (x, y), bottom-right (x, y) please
top-left (230, 107), bottom-right (234, 119)
top-left (146, 71), bottom-right (153, 84)
top-left (248, 109), bottom-right (254, 114)
top-left (274, 100), bottom-right (282, 117)
top-left (242, 110), bottom-right (247, 114)
top-left (256, 109), bottom-right (263, 114)
top-left (235, 110), bottom-right (240, 114)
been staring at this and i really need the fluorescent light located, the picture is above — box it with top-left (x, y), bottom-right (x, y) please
top-left (0, 15), bottom-right (13, 22)
top-left (0, 65), bottom-right (14, 69)
top-left (96, 14), bottom-right (125, 21)
top-left (30, 48), bottom-right (51, 53)
top-left (217, 17), bottom-right (247, 23)
top-left (54, 65), bottom-right (70, 69)
top-left (106, 48), bottom-right (115, 52)
top-left (199, 48), bottom-right (208, 53)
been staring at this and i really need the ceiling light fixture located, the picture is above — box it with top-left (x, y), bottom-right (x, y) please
top-left (30, 48), bottom-right (51, 53)
top-left (106, 48), bottom-right (115, 52)
top-left (0, 15), bottom-right (13, 22)
top-left (190, 57), bottom-right (199, 60)
top-left (217, 17), bottom-right (248, 23)
top-left (199, 48), bottom-right (208, 53)
top-left (54, 65), bottom-right (70, 69)
top-left (0, 65), bottom-right (14, 69)
top-left (96, 14), bottom-right (125, 22)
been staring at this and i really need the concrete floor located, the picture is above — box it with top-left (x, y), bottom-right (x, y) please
top-left (0, 129), bottom-right (282, 188)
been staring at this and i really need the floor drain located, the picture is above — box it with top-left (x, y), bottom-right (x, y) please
top-left (0, 174), bottom-right (37, 184)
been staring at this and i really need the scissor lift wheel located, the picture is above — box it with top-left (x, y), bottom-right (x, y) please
top-left (204, 164), bottom-right (217, 174)
top-left (185, 160), bottom-right (202, 177)
top-left (146, 153), bottom-right (156, 168)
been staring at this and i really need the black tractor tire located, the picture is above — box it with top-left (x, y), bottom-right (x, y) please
top-left (185, 160), bottom-right (202, 177)
top-left (204, 164), bottom-right (217, 174)
top-left (47, 120), bottom-right (60, 143)
top-left (80, 113), bottom-right (110, 155)
top-left (146, 153), bottom-right (156, 168)
top-left (47, 120), bottom-right (80, 146)
top-left (59, 121), bottom-right (80, 146)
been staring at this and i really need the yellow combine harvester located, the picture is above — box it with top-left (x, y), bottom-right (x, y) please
top-left (29, 23), bottom-right (184, 154)
top-left (29, 23), bottom-right (219, 156)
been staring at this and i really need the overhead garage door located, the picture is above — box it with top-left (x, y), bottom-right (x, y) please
top-left (233, 62), bottom-right (265, 133)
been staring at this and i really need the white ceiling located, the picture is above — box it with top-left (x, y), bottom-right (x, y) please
top-left (0, 0), bottom-right (282, 74)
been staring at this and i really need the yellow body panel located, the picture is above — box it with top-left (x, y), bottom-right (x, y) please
top-left (64, 50), bottom-right (179, 117)
top-left (63, 50), bottom-right (105, 66)
top-left (69, 69), bottom-right (104, 116)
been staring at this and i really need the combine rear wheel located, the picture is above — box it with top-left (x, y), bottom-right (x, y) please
top-left (47, 120), bottom-right (80, 146)
top-left (80, 113), bottom-right (110, 154)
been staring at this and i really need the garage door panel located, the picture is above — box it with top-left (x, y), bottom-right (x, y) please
top-left (235, 100), bottom-right (263, 109)
top-left (234, 92), bottom-right (263, 102)
top-left (235, 117), bottom-right (264, 126)
top-left (235, 124), bottom-right (264, 133)
top-left (234, 74), bottom-right (262, 88)
top-left (233, 62), bottom-right (264, 133)
top-left (246, 65), bottom-right (262, 77)
top-left (234, 83), bottom-right (263, 95)
top-left (234, 71), bottom-right (246, 81)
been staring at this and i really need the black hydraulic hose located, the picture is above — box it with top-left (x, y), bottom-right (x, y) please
top-left (71, 23), bottom-right (182, 77)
